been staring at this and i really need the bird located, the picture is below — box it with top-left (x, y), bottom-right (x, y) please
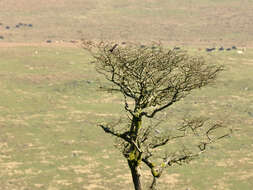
top-left (109, 44), bottom-right (118, 52)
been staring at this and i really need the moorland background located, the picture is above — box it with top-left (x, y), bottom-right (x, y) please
top-left (0, 0), bottom-right (253, 189)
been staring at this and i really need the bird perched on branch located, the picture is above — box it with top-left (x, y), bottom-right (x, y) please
top-left (109, 44), bottom-right (118, 52)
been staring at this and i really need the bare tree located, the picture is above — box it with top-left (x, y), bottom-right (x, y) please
top-left (83, 41), bottom-right (230, 190)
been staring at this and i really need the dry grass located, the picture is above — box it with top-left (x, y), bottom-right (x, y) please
top-left (0, 0), bottom-right (253, 47)
top-left (0, 1), bottom-right (253, 189)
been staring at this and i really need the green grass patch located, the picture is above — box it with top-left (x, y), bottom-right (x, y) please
top-left (0, 46), bottom-right (253, 189)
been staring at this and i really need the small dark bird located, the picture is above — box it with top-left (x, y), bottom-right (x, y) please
top-left (173, 46), bottom-right (180, 50)
top-left (109, 44), bottom-right (118, 52)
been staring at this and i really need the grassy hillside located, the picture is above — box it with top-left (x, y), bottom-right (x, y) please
top-left (0, 0), bottom-right (253, 46)
top-left (0, 0), bottom-right (253, 189)
top-left (0, 46), bottom-right (253, 189)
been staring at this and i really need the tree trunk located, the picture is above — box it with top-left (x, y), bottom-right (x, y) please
top-left (128, 160), bottom-right (142, 190)
top-left (150, 177), bottom-right (157, 190)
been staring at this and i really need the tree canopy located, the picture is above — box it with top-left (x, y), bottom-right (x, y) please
top-left (83, 41), bottom-right (230, 190)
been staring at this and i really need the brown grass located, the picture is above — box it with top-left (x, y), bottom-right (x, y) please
top-left (0, 0), bottom-right (253, 47)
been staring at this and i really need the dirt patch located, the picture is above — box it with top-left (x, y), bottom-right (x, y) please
top-left (55, 180), bottom-right (72, 186)
top-left (238, 171), bottom-right (253, 180)
top-left (69, 162), bottom-right (100, 175)
top-left (0, 162), bottom-right (23, 169)
top-left (216, 159), bottom-right (236, 167)
top-left (242, 60), bottom-right (253, 66)
top-left (161, 173), bottom-right (180, 187)
top-left (83, 183), bottom-right (107, 190)
top-left (0, 42), bottom-right (81, 48)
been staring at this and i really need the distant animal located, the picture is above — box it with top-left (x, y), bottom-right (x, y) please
top-left (70, 40), bottom-right (77, 43)
top-left (5, 26), bottom-right (10, 29)
top-left (206, 48), bottom-right (215, 52)
top-left (15, 25), bottom-right (20, 28)
top-left (46, 40), bottom-right (52, 43)
top-left (219, 47), bottom-right (224, 51)
top-left (109, 44), bottom-right (118, 52)
top-left (173, 47), bottom-right (180, 50)
top-left (237, 47), bottom-right (246, 54)
top-left (232, 46), bottom-right (237, 50)
top-left (226, 48), bottom-right (231, 51)
top-left (28, 24), bottom-right (33, 27)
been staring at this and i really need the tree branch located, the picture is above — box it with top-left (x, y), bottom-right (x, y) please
top-left (98, 125), bottom-right (131, 143)
top-left (141, 89), bottom-right (179, 118)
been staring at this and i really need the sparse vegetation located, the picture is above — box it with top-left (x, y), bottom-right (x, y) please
top-left (0, 0), bottom-right (253, 189)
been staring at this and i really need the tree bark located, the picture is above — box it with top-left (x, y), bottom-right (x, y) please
top-left (150, 177), bottom-right (157, 190)
top-left (128, 160), bottom-right (142, 190)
